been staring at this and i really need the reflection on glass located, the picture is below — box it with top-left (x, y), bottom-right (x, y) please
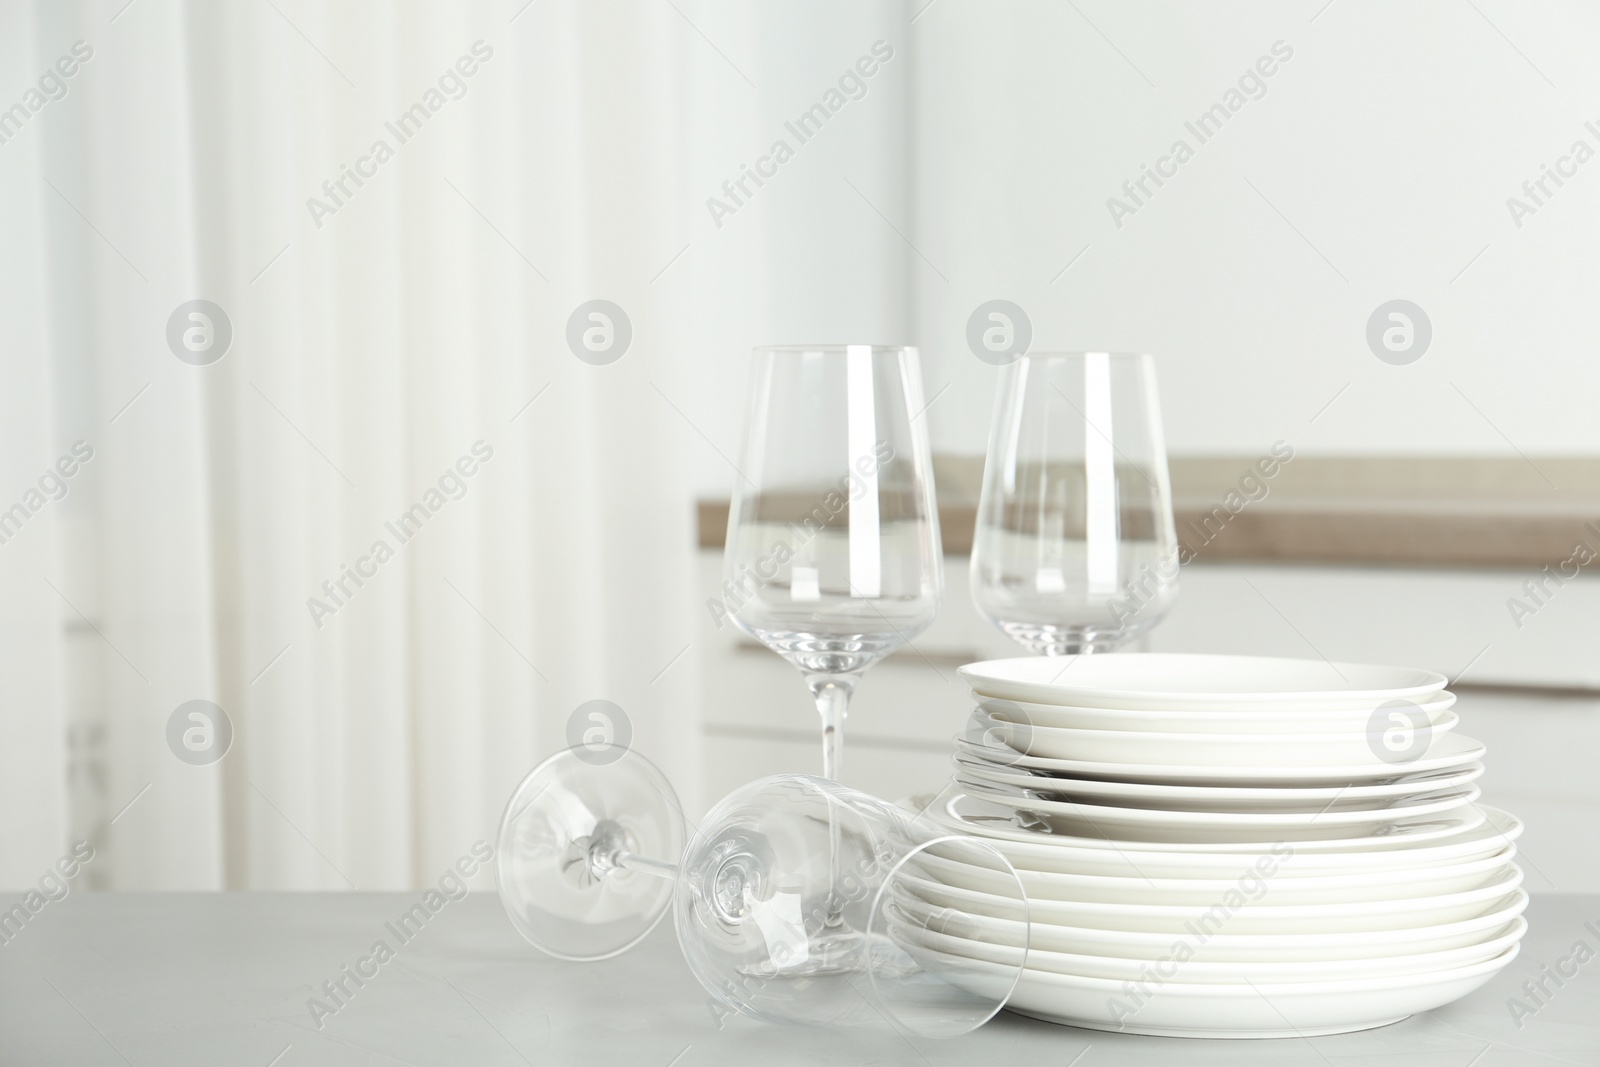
top-left (972, 352), bottom-right (1178, 655)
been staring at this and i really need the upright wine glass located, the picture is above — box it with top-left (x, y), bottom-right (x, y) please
top-left (496, 746), bottom-right (1029, 1037)
top-left (722, 345), bottom-right (943, 781)
top-left (971, 352), bottom-right (1178, 655)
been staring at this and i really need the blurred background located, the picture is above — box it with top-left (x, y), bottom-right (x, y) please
top-left (2, 0), bottom-right (1597, 894)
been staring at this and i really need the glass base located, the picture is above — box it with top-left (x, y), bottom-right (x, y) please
top-left (997, 621), bottom-right (1132, 656)
top-left (496, 747), bottom-right (685, 961)
top-left (746, 628), bottom-right (900, 676)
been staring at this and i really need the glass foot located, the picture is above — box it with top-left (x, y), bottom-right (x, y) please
top-left (496, 747), bottom-right (685, 961)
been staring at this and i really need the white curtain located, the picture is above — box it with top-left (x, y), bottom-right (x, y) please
top-left (2, 0), bottom-right (914, 890)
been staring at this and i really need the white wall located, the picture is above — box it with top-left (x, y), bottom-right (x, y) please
top-left (676, 0), bottom-right (1600, 506)
top-left (914, 1), bottom-right (1600, 457)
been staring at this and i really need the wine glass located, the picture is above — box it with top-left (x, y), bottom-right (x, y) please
top-left (496, 746), bottom-right (1030, 1037)
top-left (971, 352), bottom-right (1178, 655)
top-left (721, 345), bottom-right (943, 781)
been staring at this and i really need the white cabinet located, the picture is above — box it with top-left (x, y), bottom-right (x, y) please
top-left (696, 553), bottom-right (1600, 890)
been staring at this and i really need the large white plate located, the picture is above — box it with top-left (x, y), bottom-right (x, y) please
top-left (975, 708), bottom-right (1461, 766)
top-left (922, 790), bottom-right (1490, 853)
top-left (893, 887), bottom-right (1530, 962)
top-left (978, 691), bottom-right (1457, 734)
top-left (1001, 945), bottom-right (1518, 1037)
top-left (959, 653), bottom-right (1447, 710)
top-left (905, 796), bottom-right (1524, 877)
top-left (896, 914), bottom-right (1527, 985)
top-left (953, 776), bottom-right (1480, 842)
top-left (900, 865), bottom-right (1523, 933)
top-left (953, 753), bottom-right (1485, 811)
top-left (953, 729), bottom-right (1487, 784)
top-left (913, 844), bottom-right (1517, 904)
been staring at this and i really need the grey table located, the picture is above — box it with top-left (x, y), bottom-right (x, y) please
top-left (0, 893), bottom-right (1596, 1065)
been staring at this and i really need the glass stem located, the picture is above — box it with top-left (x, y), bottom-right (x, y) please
top-left (613, 851), bottom-right (679, 881)
top-left (807, 675), bottom-right (857, 782)
top-left (807, 674), bottom-right (858, 946)
top-left (582, 819), bottom-right (678, 883)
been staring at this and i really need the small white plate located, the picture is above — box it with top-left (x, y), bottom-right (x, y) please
top-left (900, 864), bottom-right (1522, 933)
top-left (1000, 944), bottom-right (1518, 1037)
top-left (975, 708), bottom-right (1460, 767)
top-left (953, 729), bottom-right (1487, 784)
top-left (893, 887), bottom-right (1529, 962)
top-left (954, 776), bottom-right (1481, 842)
top-left (958, 653), bottom-right (1447, 710)
top-left (896, 914), bottom-right (1526, 985)
top-left (953, 754), bottom-right (1485, 812)
top-left (920, 791), bottom-right (1492, 853)
top-left (978, 691), bottom-right (1457, 734)
top-left (913, 844), bottom-right (1517, 904)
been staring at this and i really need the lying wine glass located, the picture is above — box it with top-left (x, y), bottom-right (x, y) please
top-left (496, 746), bottom-right (1029, 1037)
top-left (972, 352), bottom-right (1179, 655)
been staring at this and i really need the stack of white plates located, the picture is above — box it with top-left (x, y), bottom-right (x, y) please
top-left (906, 653), bottom-right (1525, 1039)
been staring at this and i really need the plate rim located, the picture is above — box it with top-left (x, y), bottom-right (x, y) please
top-left (958, 653), bottom-right (1449, 705)
top-left (952, 730), bottom-right (1488, 782)
top-left (898, 864), bottom-right (1523, 921)
top-left (952, 750), bottom-right (1486, 802)
top-left (952, 777), bottom-right (1482, 829)
top-left (893, 887), bottom-right (1531, 949)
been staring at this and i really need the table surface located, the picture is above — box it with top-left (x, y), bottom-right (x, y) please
top-left (0, 892), bottom-right (1596, 1066)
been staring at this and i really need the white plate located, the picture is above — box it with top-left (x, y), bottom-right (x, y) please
top-left (953, 753), bottom-right (1485, 811)
top-left (901, 865), bottom-right (1523, 933)
top-left (958, 653), bottom-right (1448, 710)
top-left (906, 797), bottom-right (1523, 877)
top-left (913, 844), bottom-right (1518, 904)
top-left (978, 691), bottom-right (1457, 734)
top-left (894, 887), bottom-right (1529, 962)
top-left (897, 914), bottom-right (1527, 985)
top-left (953, 729), bottom-right (1488, 784)
top-left (923, 790), bottom-right (1490, 853)
top-left (975, 708), bottom-right (1461, 766)
top-left (1001, 944), bottom-right (1519, 1037)
top-left (954, 776), bottom-right (1481, 842)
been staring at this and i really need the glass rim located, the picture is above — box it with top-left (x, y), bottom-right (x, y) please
top-left (750, 344), bottom-right (917, 356)
top-left (866, 832), bottom-right (1029, 1038)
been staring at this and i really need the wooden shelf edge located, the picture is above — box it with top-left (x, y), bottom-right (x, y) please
top-left (698, 499), bottom-right (1600, 569)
